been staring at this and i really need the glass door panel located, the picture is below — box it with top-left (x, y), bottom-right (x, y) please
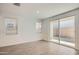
top-left (59, 16), bottom-right (75, 47)
top-left (50, 20), bottom-right (59, 43)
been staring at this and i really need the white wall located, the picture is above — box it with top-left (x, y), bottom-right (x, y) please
top-left (41, 20), bottom-right (50, 41)
top-left (0, 5), bottom-right (41, 47)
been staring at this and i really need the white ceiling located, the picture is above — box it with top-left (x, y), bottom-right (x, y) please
top-left (0, 3), bottom-right (79, 19)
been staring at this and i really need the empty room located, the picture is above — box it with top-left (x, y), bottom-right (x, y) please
top-left (0, 3), bottom-right (79, 55)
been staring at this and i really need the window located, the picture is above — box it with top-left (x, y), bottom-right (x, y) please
top-left (50, 16), bottom-right (75, 47)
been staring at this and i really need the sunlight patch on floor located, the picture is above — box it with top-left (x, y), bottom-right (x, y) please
top-left (50, 39), bottom-right (75, 48)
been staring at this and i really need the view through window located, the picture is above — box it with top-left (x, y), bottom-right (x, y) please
top-left (50, 16), bottom-right (75, 47)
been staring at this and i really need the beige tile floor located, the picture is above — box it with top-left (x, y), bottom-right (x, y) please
top-left (0, 40), bottom-right (79, 55)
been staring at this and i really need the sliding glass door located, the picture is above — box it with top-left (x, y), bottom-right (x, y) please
top-left (59, 16), bottom-right (75, 47)
top-left (50, 16), bottom-right (75, 48)
top-left (50, 20), bottom-right (59, 43)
